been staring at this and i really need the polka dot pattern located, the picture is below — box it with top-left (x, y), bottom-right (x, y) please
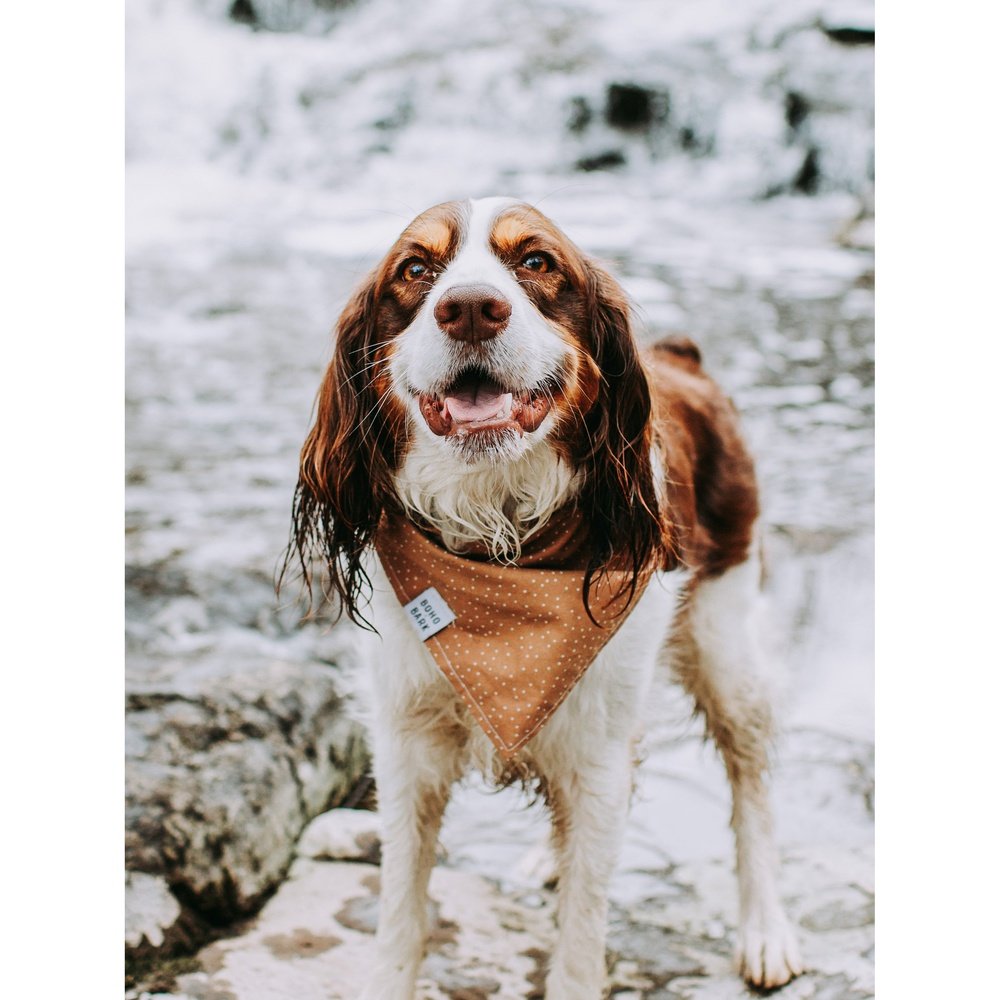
top-left (374, 508), bottom-right (651, 758)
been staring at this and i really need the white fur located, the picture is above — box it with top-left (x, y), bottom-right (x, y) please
top-left (393, 436), bottom-right (578, 561)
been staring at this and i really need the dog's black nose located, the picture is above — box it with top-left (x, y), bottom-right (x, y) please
top-left (433, 284), bottom-right (512, 344)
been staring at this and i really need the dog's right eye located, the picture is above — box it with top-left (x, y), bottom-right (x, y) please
top-left (400, 259), bottom-right (430, 282)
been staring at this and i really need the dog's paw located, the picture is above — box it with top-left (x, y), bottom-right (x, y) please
top-left (736, 911), bottom-right (803, 989)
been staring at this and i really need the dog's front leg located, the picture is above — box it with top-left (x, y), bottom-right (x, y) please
top-left (541, 740), bottom-right (633, 1000)
top-left (362, 722), bottom-right (463, 1000)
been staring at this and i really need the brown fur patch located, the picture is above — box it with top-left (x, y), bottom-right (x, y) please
top-left (403, 211), bottom-right (463, 263)
top-left (489, 204), bottom-right (593, 307)
top-left (489, 205), bottom-right (570, 263)
top-left (645, 344), bottom-right (759, 577)
top-left (652, 334), bottom-right (703, 369)
top-left (386, 202), bottom-right (468, 297)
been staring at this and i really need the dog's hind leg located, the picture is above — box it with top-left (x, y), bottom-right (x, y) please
top-left (361, 707), bottom-right (466, 1000)
top-left (675, 552), bottom-right (803, 989)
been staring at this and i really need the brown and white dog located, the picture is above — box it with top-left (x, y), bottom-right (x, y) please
top-left (286, 197), bottom-right (802, 997)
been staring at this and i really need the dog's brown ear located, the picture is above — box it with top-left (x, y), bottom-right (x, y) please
top-left (578, 262), bottom-right (671, 617)
top-left (282, 271), bottom-right (403, 628)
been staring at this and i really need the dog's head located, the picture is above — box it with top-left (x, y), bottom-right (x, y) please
top-left (288, 198), bottom-right (668, 624)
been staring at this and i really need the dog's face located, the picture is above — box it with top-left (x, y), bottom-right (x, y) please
top-left (382, 197), bottom-right (602, 462)
top-left (289, 198), bottom-right (666, 624)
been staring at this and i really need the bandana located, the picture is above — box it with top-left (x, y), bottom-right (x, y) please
top-left (374, 507), bottom-right (650, 758)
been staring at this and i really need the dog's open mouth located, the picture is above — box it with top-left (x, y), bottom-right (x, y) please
top-left (418, 368), bottom-right (552, 439)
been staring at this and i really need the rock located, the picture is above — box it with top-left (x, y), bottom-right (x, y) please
top-left (566, 96), bottom-right (592, 134)
top-left (785, 91), bottom-right (810, 132)
top-left (126, 871), bottom-right (183, 950)
top-left (226, 0), bottom-right (358, 33)
top-left (794, 146), bottom-right (822, 194)
top-left (298, 808), bottom-right (381, 864)
top-left (800, 886), bottom-right (874, 932)
top-left (604, 83), bottom-right (669, 132)
top-left (575, 150), bottom-right (627, 172)
top-left (821, 25), bottom-right (875, 46)
top-left (607, 921), bottom-right (709, 983)
top-left (228, 0), bottom-right (257, 28)
top-left (819, 4), bottom-right (875, 48)
top-left (126, 654), bottom-right (371, 968)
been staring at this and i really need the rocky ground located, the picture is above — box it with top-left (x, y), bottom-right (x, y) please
top-left (125, 1), bottom-right (873, 996)
top-left (150, 808), bottom-right (873, 1000)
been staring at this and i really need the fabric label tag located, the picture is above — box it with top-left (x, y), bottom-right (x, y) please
top-left (403, 587), bottom-right (456, 641)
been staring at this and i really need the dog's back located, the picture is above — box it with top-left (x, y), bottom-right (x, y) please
top-left (646, 336), bottom-right (760, 579)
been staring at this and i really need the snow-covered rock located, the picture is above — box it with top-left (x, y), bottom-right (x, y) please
top-left (298, 808), bottom-right (381, 864)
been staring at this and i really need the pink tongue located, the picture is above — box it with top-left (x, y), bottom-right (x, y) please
top-left (445, 381), bottom-right (511, 422)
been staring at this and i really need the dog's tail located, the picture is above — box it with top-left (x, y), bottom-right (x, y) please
top-left (650, 335), bottom-right (703, 372)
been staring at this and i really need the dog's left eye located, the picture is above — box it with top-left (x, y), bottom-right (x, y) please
top-left (401, 259), bottom-right (432, 282)
top-left (520, 252), bottom-right (553, 273)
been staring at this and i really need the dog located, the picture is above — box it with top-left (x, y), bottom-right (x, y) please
top-left (285, 197), bottom-right (802, 997)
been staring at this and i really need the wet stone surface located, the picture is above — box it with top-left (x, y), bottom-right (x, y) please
top-left (128, 842), bottom-right (873, 999)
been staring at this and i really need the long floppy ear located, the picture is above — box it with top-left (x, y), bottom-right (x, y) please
top-left (578, 263), bottom-right (671, 618)
top-left (281, 271), bottom-right (404, 628)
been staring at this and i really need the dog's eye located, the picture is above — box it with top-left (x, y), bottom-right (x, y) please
top-left (520, 252), bottom-right (553, 274)
top-left (400, 259), bottom-right (431, 282)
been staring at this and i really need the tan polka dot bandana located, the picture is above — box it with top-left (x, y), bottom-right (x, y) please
top-left (374, 508), bottom-right (651, 758)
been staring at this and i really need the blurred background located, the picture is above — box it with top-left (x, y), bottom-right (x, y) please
top-left (125, 1), bottom-right (873, 996)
